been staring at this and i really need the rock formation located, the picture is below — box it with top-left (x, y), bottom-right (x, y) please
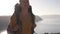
top-left (7, 0), bottom-right (36, 34)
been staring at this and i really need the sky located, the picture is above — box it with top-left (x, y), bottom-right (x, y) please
top-left (0, 0), bottom-right (60, 16)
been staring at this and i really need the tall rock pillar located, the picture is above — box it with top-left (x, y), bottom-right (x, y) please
top-left (7, 0), bottom-right (36, 34)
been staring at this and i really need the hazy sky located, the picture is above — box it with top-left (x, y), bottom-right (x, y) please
top-left (0, 0), bottom-right (60, 16)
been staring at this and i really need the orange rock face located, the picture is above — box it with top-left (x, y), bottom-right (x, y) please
top-left (7, 5), bottom-right (36, 34)
top-left (7, 0), bottom-right (36, 34)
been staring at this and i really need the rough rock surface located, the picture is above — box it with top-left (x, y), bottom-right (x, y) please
top-left (7, 3), bottom-right (36, 34)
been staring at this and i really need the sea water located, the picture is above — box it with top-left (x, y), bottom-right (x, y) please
top-left (0, 15), bottom-right (60, 34)
top-left (35, 15), bottom-right (60, 34)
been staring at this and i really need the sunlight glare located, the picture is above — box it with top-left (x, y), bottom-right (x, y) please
top-left (1, 30), bottom-right (7, 34)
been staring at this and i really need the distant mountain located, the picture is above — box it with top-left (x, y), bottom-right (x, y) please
top-left (41, 15), bottom-right (60, 19)
top-left (41, 15), bottom-right (60, 17)
top-left (0, 16), bottom-right (10, 31)
top-left (35, 16), bottom-right (42, 22)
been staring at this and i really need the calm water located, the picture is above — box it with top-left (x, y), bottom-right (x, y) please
top-left (35, 15), bottom-right (60, 34)
top-left (0, 15), bottom-right (60, 34)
